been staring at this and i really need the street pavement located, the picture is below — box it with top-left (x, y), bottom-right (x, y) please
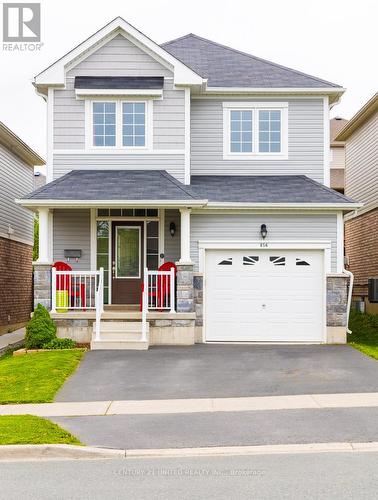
top-left (52, 407), bottom-right (378, 450)
top-left (0, 452), bottom-right (378, 499)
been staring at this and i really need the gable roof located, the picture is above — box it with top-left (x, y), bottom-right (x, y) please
top-left (0, 122), bottom-right (44, 166)
top-left (34, 17), bottom-right (203, 93)
top-left (162, 33), bottom-right (342, 90)
top-left (335, 93), bottom-right (378, 141)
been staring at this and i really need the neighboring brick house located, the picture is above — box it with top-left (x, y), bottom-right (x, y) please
top-left (330, 117), bottom-right (347, 193)
top-left (0, 122), bottom-right (44, 333)
top-left (336, 93), bottom-right (378, 313)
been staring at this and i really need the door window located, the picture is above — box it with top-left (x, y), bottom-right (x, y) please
top-left (116, 227), bottom-right (140, 278)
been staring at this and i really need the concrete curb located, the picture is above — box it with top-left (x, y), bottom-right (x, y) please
top-left (0, 444), bottom-right (125, 461)
top-left (1, 442), bottom-right (378, 462)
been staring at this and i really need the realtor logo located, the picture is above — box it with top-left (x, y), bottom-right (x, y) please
top-left (3, 3), bottom-right (40, 42)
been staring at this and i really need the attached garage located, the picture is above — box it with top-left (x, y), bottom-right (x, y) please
top-left (204, 249), bottom-right (325, 343)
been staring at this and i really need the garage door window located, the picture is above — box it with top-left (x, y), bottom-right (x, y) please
top-left (270, 256), bottom-right (285, 266)
top-left (243, 256), bottom-right (259, 266)
top-left (296, 258), bottom-right (310, 266)
top-left (218, 258), bottom-right (233, 266)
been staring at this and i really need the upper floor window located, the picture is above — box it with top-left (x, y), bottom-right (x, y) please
top-left (223, 102), bottom-right (288, 159)
top-left (122, 102), bottom-right (146, 147)
top-left (93, 102), bottom-right (116, 147)
top-left (88, 100), bottom-right (151, 149)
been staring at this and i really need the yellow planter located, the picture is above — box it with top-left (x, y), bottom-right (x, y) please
top-left (56, 290), bottom-right (69, 313)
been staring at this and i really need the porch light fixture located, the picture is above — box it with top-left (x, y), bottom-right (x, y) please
top-left (169, 222), bottom-right (176, 237)
top-left (260, 224), bottom-right (268, 239)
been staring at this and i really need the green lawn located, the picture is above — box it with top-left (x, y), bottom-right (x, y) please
top-left (348, 309), bottom-right (378, 360)
top-left (0, 350), bottom-right (84, 404)
top-left (0, 415), bottom-right (81, 445)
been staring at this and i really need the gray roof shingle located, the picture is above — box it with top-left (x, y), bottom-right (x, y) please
top-left (25, 170), bottom-right (199, 201)
top-left (162, 34), bottom-right (341, 89)
top-left (190, 175), bottom-right (354, 204)
top-left (24, 170), bottom-right (355, 205)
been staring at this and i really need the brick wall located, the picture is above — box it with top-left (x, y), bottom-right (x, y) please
top-left (0, 236), bottom-right (32, 332)
top-left (345, 208), bottom-right (378, 296)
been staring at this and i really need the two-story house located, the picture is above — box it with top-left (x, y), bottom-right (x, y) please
top-left (336, 93), bottom-right (378, 314)
top-left (18, 17), bottom-right (359, 348)
top-left (0, 122), bottom-right (44, 334)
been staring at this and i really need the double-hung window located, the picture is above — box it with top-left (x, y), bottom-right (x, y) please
top-left (90, 100), bottom-right (150, 149)
top-left (223, 102), bottom-right (288, 158)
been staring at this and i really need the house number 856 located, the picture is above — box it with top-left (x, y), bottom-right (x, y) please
top-left (260, 242), bottom-right (268, 248)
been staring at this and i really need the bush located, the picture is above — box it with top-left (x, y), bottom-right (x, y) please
top-left (25, 304), bottom-right (57, 349)
top-left (43, 338), bottom-right (76, 350)
top-left (348, 309), bottom-right (378, 345)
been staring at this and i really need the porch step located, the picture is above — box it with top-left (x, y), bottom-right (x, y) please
top-left (90, 321), bottom-right (149, 350)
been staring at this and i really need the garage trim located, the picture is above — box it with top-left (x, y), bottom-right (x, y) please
top-left (198, 240), bottom-right (331, 344)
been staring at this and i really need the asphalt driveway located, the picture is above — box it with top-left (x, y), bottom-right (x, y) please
top-left (55, 345), bottom-right (378, 402)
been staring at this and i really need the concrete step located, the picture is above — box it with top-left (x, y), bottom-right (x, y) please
top-left (94, 332), bottom-right (142, 341)
top-left (90, 339), bottom-right (149, 350)
top-left (94, 321), bottom-right (144, 332)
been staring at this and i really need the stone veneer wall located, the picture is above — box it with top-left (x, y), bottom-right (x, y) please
top-left (0, 237), bottom-right (33, 333)
top-left (33, 264), bottom-right (52, 311)
top-left (193, 274), bottom-right (203, 327)
top-left (326, 275), bottom-right (348, 327)
top-left (176, 263), bottom-right (194, 312)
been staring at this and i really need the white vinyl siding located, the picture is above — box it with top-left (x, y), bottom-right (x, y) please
top-left (53, 81), bottom-right (184, 153)
top-left (345, 112), bottom-right (378, 215)
top-left (53, 209), bottom-right (91, 270)
top-left (67, 34), bottom-right (172, 78)
top-left (164, 209), bottom-right (181, 263)
top-left (0, 143), bottom-right (33, 244)
top-left (190, 212), bottom-right (337, 272)
top-left (192, 98), bottom-right (324, 182)
top-left (52, 153), bottom-right (185, 183)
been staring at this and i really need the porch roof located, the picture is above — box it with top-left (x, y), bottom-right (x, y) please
top-left (18, 170), bottom-right (360, 211)
top-left (19, 170), bottom-right (205, 207)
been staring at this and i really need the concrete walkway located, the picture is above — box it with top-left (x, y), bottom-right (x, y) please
top-left (0, 328), bottom-right (25, 354)
top-left (2, 392), bottom-right (378, 417)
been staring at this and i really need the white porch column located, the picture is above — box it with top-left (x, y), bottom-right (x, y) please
top-left (37, 207), bottom-right (51, 264)
top-left (179, 207), bottom-right (192, 263)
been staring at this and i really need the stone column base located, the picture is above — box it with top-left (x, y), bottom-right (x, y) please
top-left (33, 263), bottom-right (52, 311)
top-left (176, 262), bottom-right (194, 312)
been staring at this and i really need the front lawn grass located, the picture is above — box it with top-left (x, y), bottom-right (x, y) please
top-left (0, 350), bottom-right (84, 404)
top-left (348, 309), bottom-right (378, 360)
top-left (0, 415), bottom-right (81, 445)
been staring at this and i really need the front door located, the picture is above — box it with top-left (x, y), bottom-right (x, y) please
top-left (111, 221), bottom-right (144, 304)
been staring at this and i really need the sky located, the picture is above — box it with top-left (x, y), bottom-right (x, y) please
top-left (0, 0), bottom-right (377, 164)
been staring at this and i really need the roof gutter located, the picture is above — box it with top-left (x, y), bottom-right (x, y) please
top-left (15, 199), bottom-right (208, 209)
top-left (205, 202), bottom-right (362, 211)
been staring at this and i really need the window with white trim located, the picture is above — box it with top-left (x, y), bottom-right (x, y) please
top-left (223, 102), bottom-right (288, 158)
top-left (258, 110), bottom-right (281, 153)
top-left (93, 102), bottom-right (116, 147)
top-left (89, 100), bottom-right (151, 149)
top-left (122, 102), bottom-right (146, 147)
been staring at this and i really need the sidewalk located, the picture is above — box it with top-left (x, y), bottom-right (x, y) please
top-left (2, 392), bottom-right (378, 417)
top-left (0, 328), bottom-right (25, 354)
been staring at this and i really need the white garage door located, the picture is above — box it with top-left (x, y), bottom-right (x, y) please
top-left (205, 249), bottom-right (324, 343)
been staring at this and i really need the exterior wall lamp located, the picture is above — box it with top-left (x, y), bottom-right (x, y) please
top-left (260, 224), bottom-right (268, 239)
top-left (169, 222), bottom-right (176, 237)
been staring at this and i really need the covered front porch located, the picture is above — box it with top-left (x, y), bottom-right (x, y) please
top-left (33, 204), bottom-right (196, 348)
